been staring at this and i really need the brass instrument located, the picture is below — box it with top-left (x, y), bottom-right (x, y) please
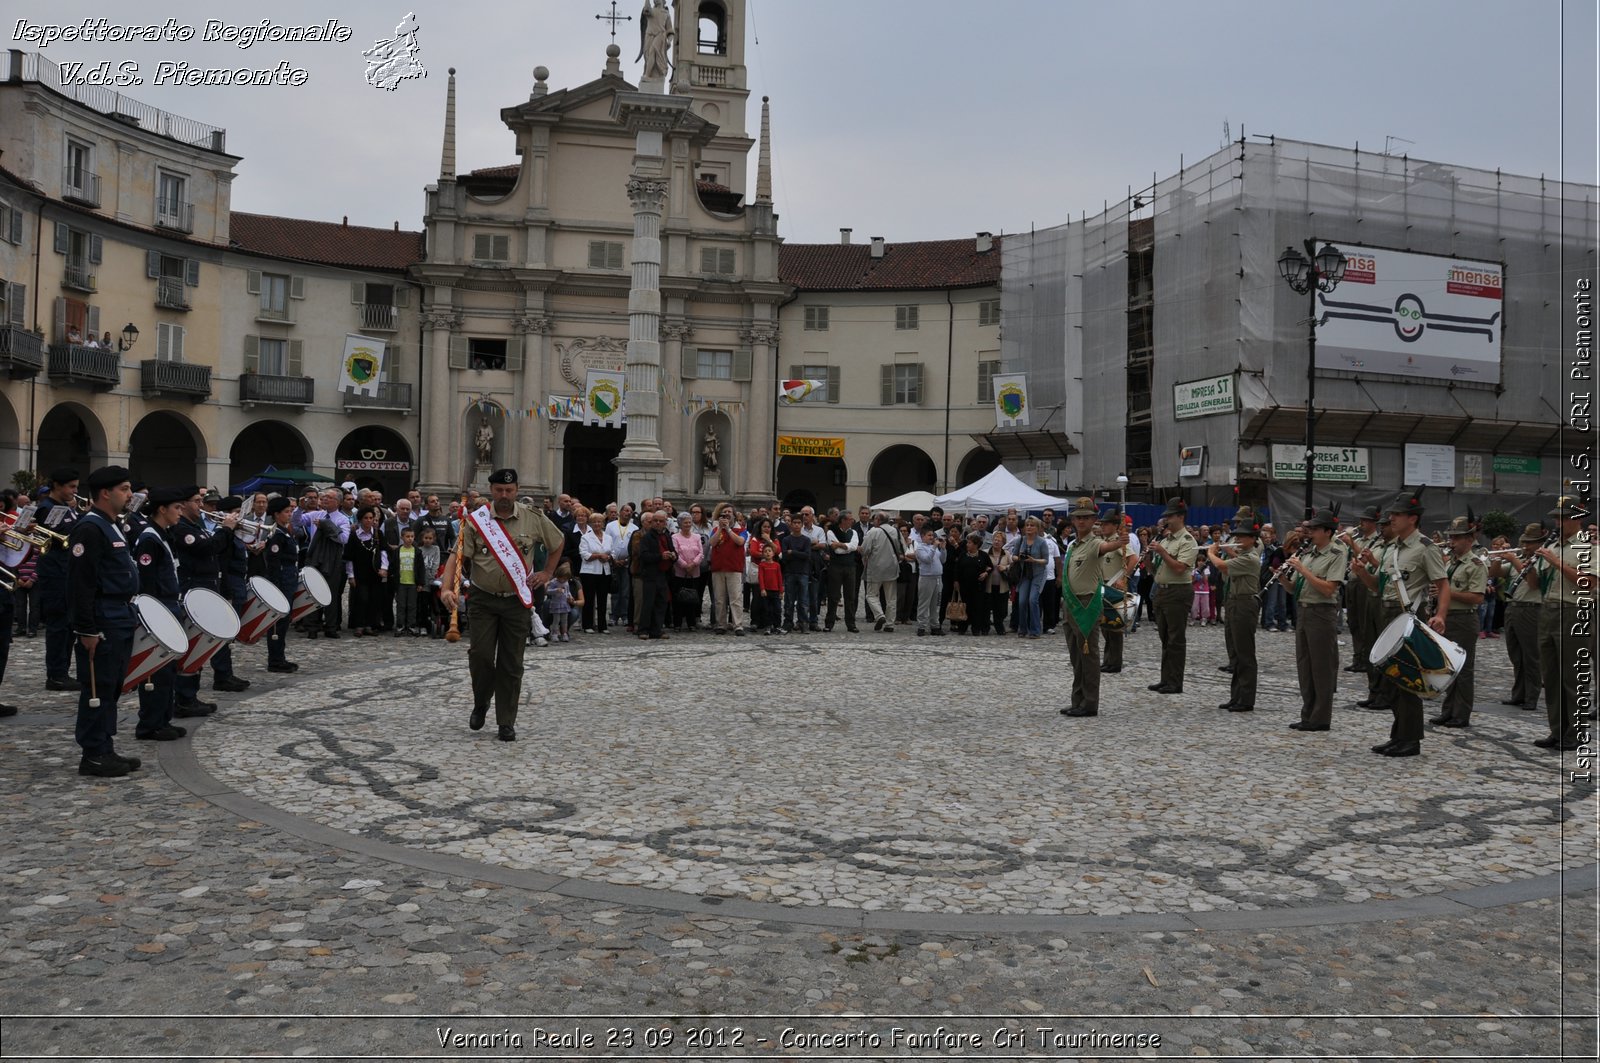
top-left (0, 567), bottom-right (16, 593)
top-left (2, 524), bottom-right (67, 552)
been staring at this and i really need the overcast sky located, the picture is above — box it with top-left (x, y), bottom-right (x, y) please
top-left (9, 1), bottom-right (1597, 244)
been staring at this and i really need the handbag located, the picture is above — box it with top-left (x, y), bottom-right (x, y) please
top-left (1005, 557), bottom-right (1025, 584)
top-left (945, 586), bottom-right (968, 622)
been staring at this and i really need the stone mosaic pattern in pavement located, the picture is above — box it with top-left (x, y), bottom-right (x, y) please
top-left (188, 624), bottom-right (1595, 918)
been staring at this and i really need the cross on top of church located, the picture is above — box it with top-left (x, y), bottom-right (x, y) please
top-left (595, 1), bottom-right (633, 41)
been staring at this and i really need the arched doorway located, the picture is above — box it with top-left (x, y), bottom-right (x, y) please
top-left (336, 425), bottom-right (414, 502)
top-left (776, 455), bottom-right (846, 513)
top-left (956, 447), bottom-right (1002, 487)
top-left (563, 422), bottom-right (625, 508)
top-left (129, 410), bottom-right (203, 488)
top-left (0, 391), bottom-right (22, 486)
top-left (229, 419), bottom-right (311, 490)
top-left (868, 444), bottom-right (936, 505)
top-left (37, 402), bottom-right (106, 479)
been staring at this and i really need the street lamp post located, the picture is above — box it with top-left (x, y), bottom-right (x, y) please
top-left (1277, 240), bottom-right (1348, 520)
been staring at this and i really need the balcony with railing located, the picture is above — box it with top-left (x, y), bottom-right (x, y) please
top-left (140, 359), bottom-right (211, 399)
top-left (47, 344), bottom-right (120, 389)
top-left (156, 277), bottom-right (191, 310)
top-left (62, 167), bottom-right (100, 207)
top-left (358, 303), bottom-right (399, 332)
top-left (14, 52), bottom-right (227, 152)
top-left (155, 200), bottom-right (195, 234)
top-left (691, 64), bottom-right (728, 87)
top-left (0, 327), bottom-right (45, 376)
top-left (342, 381), bottom-right (413, 414)
top-left (63, 262), bottom-right (97, 292)
top-left (240, 373), bottom-right (314, 406)
top-left (256, 304), bottom-right (294, 324)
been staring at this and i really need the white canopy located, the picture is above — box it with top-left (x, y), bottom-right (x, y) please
top-left (932, 465), bottom-right (1073, 512)
top-left (867, 489), bottom-right (939, 512)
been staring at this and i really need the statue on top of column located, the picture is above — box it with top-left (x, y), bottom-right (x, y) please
top-left (636, 0), bottom-right (674, 82)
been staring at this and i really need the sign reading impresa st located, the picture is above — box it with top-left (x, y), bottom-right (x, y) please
top-left (1173, 374), bottom-right (1236, 420)
top-left (1313, 244), bottom-right (1503, 384)
top-left (1270, 444), bottom-right (1370, 483)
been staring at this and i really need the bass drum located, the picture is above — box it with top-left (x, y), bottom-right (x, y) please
top-left (177, 588), bottom-right (241, 675)
top-left (1370, 613), bottom-right (1465, 699)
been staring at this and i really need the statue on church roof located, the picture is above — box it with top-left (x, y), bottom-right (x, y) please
top-left (637, 0), bottom-right (674, 82)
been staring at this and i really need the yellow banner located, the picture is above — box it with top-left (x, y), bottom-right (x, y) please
top-left (777, 435), bottom-right (845, 459)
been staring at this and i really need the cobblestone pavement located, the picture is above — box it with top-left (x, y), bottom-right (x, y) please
top-left (2, 618), bottom-right (1596, 1059)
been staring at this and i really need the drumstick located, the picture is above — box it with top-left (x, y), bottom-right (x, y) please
top-left (87, 646), bottom-right (100, 708)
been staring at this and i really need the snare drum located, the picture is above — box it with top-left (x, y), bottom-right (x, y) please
top-left (1369, 613), bottom-right (1466, 699)
top-left (236, 575), bottom-right (291, 645)
top-left (177, 588), bottom-right (241, 675)
top-left (290, 568), bottom-right (333, 624)
top-left (121, 595), bottom-right (189, 694)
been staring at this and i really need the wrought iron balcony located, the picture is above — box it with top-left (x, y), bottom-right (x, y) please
top-left (342, 380), bottom-right (413, 413)
top-left (140, 359), bottom-right (211, 399)
top-left (358, 303), bottom-right (399, 332)
top-left (0, 327), bottom-right (45, 376)
top-left (63, 263), bottom-right (97, 292)
top-left (240, 372), bottom-right (314, 406)
top-left (63, 168), bottom-right (100, 207)
top-left (155, 277), bottom-right (191, 310)
top-left (155, 200), bottom-right (195, 233)
top-left (47, 344), bottom-right (120, 389)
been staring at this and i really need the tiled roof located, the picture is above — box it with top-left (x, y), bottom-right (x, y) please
top-left (779, 236), bottom-right (1003, 292)
top-left (229, 212), bottom-right (425, 272)
top-left (696, 178), bottom-right (733, 194)
top-left (460, 164), bottom-right (520, 179)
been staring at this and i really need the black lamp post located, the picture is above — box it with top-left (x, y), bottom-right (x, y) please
top-left (1277, 240), bottom-right (1347, 520)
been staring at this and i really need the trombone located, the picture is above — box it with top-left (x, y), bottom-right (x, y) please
top-left (2, 523), bottom-right (67, 552)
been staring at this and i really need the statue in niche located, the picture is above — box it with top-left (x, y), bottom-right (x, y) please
top-left (637, 0), bottom-right (674, 81)
top-left (702, 425), bottom-right (721, 472)
top-left (475, 419), bottom-right (495, 466)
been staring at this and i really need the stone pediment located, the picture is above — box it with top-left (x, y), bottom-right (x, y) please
top-left (557, 336), bottom-right (627, 390)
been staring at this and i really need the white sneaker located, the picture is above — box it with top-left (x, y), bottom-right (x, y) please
top-left (534, 636), bottom-right (549, 647)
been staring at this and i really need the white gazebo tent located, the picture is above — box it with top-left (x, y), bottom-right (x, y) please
top-left (932, 465), bottom-right (1073, 513)
top-left (867, 489), bottom-right (939, 512)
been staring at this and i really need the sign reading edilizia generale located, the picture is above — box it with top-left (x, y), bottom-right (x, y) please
top-left (1270, 444), bottom-right (1371, 483)
top-left (1173, 374), bottom-right (1236, 420)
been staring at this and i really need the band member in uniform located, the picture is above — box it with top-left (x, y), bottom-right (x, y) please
top-left (1431, 517), bottom-right (1487, 728)
top-left (68, 466), bottom-right (143, 778)
top-left (1356, 514), bottom-right (1398, 710)
top-left (1059, 498), bottom-right (1127, 717)
top-left (1534, 495), bottom-right (1595, 751)
top-left (1147, 498), bottom-right (1198, 695)
top-left (170, 487), bottom-right (245, 715)
top-left (132, 488), bottom-right (188, 741)
top-left (1209, 517), bottom-right (1260, 712)
top-left (1490, 523), bottom-right (1548, 710)
top-left (0, 528), bottom-right (14, 717)
top-left (438, 469), bottom-right (564, 742)
top-left (218, 495), bottom-right (252, 640)
top-left (262, 496), bottom-right (301, 673)
top-left (1286, 509), bottom-right (1347, 731)
top-left (1355, 488), bottom-right (1450, 757)
top-left (37, 468), bottom-right (82, 691)
top-left (1096, 511), bottom-right (1136, 673)
top-left (1342, 506), bottom-right (1381, 674)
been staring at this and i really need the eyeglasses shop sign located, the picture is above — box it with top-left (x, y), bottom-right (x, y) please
top-left (1173, 374), bottom-right (1236, 420)
top-left (1270, 445), bottom-right (1370, 483)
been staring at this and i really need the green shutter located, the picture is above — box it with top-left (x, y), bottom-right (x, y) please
top-left (185, 259), bottom-right (200, 287)
top-left (826, 365), bottom-right (840, 404)
top-left (682, 347), bottom-right (698, 379)
top-left (246, 270), bottom-right (261, 295)
top-left (242, 334), bottom-right (259, 374)
top-left (731, 349), bottom-right (752, 381)
top-left (287, 339), bottom-right (303, 376)
top-left (146, 250), bottom-right (161, 278)
top-left (880, 364), bottom-right (894, 405)
top-left (289, 275), bottom-right (305, 300)
top-left (352, 281), bottom-right (365, 304)
top-left (54, 222), bottom-right (69, 254)
top-left (7, 283), bottom-right (24, 327)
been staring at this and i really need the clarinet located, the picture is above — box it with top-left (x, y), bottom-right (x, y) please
top-left (1505, 529), bottom-right (1561, 600)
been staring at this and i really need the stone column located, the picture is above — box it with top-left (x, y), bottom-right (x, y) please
top-left (514, 314), bottom-right (552, 492)
top-left (740, 322), bottom-right (778, 502)
top-left (422, 310), bottom-right (460, 492)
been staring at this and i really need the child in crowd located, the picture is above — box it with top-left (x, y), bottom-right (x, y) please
top-left (1190, 558), bottom-right (1213, 625)
top-left (394, 526), bottom-right (421, 636)
top-left (757, 544), bottom-right (784, 635)
top-left (418, 527), bottom-right (442, 637)
top-left (545, 562), bottom-right (583, 643)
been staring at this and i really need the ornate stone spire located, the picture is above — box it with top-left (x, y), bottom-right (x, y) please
top-left (755, 96), bottom-right (772, 204)
top-left (439, 67), bottom-right (457, 180)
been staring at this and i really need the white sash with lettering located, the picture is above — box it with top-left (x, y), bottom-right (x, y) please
top-left (467, 505), bottom-right (534, 608)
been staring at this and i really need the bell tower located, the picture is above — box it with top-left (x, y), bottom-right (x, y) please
top-left (672, 0), bottom-right (750, 141)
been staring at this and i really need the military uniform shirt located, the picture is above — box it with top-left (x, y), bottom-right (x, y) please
top-left (1505, 552), bottom-right (1545, 604)
top-left (1446, 553), bottom-right (1488, 612)
top-left (1544, 536), bottom-right (1596, 605)
top-left (1382, 531), bottom-right (1449, 607)
top-left (1097, 542), bottom-right (1132, 590)
top-left (1153, 529), bottom-right (1199, 586)
top-left (459, 503), bottom-right (565, 596)
top-left (1222, 545), bottom-right (1261, 599)
top-left (1063, 534), bottom-right (1105, 596)
top-left (1295, 543), bottom-right (1348, 605)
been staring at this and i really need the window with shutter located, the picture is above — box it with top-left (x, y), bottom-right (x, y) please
top-left (895, 305), bottom-right (919, 330)
top-left (879, 364), bottom-right (894, 406)
top-left (695, 349), bottom-right (732, 379)
top-left (287, 339), bottom-right (303, 377)
top-left (242, 334), bottom-right (260, 374)
top-left (893, 363), bottom-right (923, 404)
top-left (393, 287), bottom-right (409, 308)
top-left (978, 299), bottom-right (1000, 327)
top-left (977, 359), bottom-right (1001, 404)
top-left (157, 322), bottom-right (186, 361)
top-left (259, 273), bottom-right (290, 319)
top-left (246, 270), bottom-right (261, 294)
top-left (258, 338), bottom-right (287, 375)
top-left (146, 250), bottom-right (161, 278)
top-left (85, 304), bottom-right (99, 338)
top-left (7, 205), bottom-right (21, 245)
top-left (289, 275), bottom-right (305, 300)
top-left (54, 222), bottom-right (69, 255)
top-left (826, 365), bottom-right (840, 403)
top-left (185, 259), bottom-right (200, 287)
top-left (589, 241), bottom-right (624, 269)
top-left (804, 306), bottom-right (830, 331)
top-left (700, 247), bottom-right (736, 274)
top-left (731, 348), bottom-right (752, 381)
top-left (791, 363), bottom-right (837, 403)
top-left (8, 282), bottom-right (25, 327)
top-left (89, 235), bottom-right (102, 264)
top-left (446, 335), bottom-right (469, 370)
top-left (681, 346), bottom-right (698, 379)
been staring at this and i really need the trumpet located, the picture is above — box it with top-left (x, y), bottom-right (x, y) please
top-left (3, 524), bottom-right (67, 552)
top-left (70, 494), bottom-right (92, 512)
top-left (229, 516), bottom-right (271, 544)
